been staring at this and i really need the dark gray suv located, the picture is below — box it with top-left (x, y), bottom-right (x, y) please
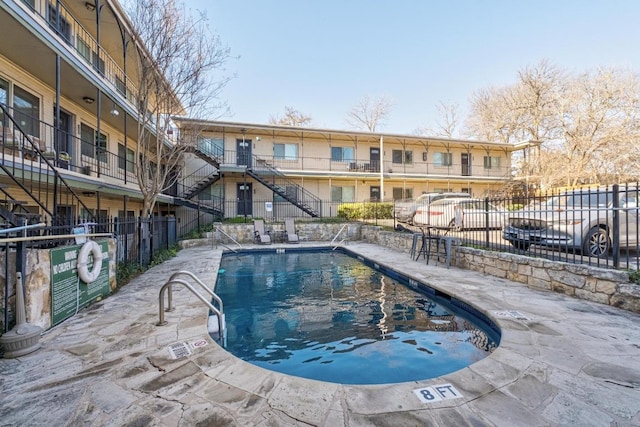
top-left (503, 187), bottom-right (639, 257)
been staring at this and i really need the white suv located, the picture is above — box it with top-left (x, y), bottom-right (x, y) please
top-left (503, 187), bottom-right (639, 257)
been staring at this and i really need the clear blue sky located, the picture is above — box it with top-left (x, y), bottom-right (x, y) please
top-left (193, 1), bottom-right (640, 135)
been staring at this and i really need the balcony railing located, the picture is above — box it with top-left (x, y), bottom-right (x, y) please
top-left (216, 150), bottom-right (510, 179)
top-left (21, 0), bottom-right (138, 104)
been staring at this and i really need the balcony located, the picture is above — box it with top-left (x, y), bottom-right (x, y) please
top-left (7, 0), bottom-right (138, 105)
top-left (214, 150), bottom-right (510, 180)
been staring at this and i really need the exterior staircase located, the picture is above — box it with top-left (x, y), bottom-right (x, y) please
top-left (247, 156), bottom-right (321, 218)
top-left (0, 104), bottom-right (95, 231)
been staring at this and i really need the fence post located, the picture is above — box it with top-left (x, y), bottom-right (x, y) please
top-left (612, 184), bottom-right (620, 268)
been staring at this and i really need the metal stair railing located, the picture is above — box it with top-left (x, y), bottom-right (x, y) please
top-left (0, 104), bottom-right (95, 228)
top-left (191, 140), bottom-right (223, 168)
top-left (247, 155), bottom-right (322, 217)
top-left (178, 163), bottom-right (220, 199)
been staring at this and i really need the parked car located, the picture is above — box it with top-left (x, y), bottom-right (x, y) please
top-left (503, 187), bottom-right (639, 257)
top-left (394, 192), bottom-right (471, 224)
top-left (414, 197), bottom-right (505, 230)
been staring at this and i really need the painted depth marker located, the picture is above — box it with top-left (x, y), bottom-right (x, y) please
top-left (414, 384), bottom-right (463, 403)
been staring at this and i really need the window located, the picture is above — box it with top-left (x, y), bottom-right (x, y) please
top-left (273, 186), bottom-right (299, 202)
top-left (118, 143), bottom-right (135, 171)
top-left (274, 143), bottom-right (299, 160)
top-left (434, 152), bottom-right (452, 166)
top-left (198, 187), bottom-right (212, 201)
top-left (197, 136), bottom-right (223, 157)
top-left (77, 38), bottom-right (92, 63)
top-left (392, 188), bottom-right (413, 200)
top-left (331, 146), bottom-right (355, 162)
top-left (331, 186), bottom-right (355, 202)
top-left (0, 77), bottom-right (7, 106)
top-left (96, 132), bottom-right (107, 162)
top-left (13, 85), bottom-right (40, 137)
top-left (392, 150), bottom-right (413, 165)
top-left (483, 156), bottom-right (501, 169)
top-left (115, 76), bottom-right (126, 97)
top-left (81, 123), bottom-right (107, 161)
top-left (47, 3), bottom-right (71, 44)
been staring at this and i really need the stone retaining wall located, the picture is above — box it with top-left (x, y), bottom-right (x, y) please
top-left (360, 225), bottom-right (640, 314)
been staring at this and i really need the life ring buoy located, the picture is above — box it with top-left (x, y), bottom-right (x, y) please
top-left (77, 240), bottom-right (103, 283)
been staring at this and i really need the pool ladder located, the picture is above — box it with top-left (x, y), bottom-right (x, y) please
top-left (157, 271), bottom-right (226, 344)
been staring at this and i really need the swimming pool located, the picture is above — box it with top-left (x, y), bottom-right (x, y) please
top-left (214, 247), bottom-right (500, 385)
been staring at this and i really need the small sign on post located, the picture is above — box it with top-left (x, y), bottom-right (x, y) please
top-left (265, 201), bottom-right (273, 212)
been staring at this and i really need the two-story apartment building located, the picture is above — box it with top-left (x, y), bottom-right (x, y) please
top-left (175, 119), bottom-right (535, 219)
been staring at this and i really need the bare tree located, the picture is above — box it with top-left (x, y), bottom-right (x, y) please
top-left (269, 106), bottom-right (313, 127)
top-left (124, 0), bottom-right (232, 216)
top-left (465, 60), bottom-right (640, 188)
top-left (466, 59), bottom-right (562, 145)
top-left (345, 95), bottom-right (393, 132)
top-left (415, 101), bottom-right (461, 138)
top-left (550, 67), bottom-right (640, 187)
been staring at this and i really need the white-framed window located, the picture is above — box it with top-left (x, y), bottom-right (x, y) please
top-left (434, 152), bottom-right (452, 166)
top-left (80, 123), bottom-right (107, 162)
top-left (392, 149), bottom-right (413, 164)
top-left (274, 143), bottom-right (298, 160)
top-left (331, 146), bottom-right (355, 162)
top-left (483, 156), bottom-right (501, 169)
top-left (118, 143), bottom-right (135, 172)
top-left (13, 85), bottom-right (40, 138)
top-left (331, 186), bottom-right (355, 202)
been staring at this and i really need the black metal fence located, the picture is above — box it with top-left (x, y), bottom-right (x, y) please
top-left (394, 183), bottom-right (640, 272)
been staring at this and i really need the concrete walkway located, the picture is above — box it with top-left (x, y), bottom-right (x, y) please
top-left (1, 242), bottom-right (639, 426)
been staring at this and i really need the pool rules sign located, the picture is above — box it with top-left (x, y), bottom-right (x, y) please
top-left (50, 241), bottom-right (110, 325)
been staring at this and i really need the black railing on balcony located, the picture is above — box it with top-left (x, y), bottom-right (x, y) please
top-left (20, 0), bottom-right (138, 104)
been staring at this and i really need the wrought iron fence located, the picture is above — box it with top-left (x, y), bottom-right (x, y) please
top-left (393, 183), bottom-right (640, 271)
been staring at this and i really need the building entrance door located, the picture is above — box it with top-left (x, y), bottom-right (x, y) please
top-left (237, 183), bottom-right (252, 216)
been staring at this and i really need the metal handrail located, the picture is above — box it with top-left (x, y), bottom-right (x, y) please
top-left (165, 271), bottom-right (223, 313)
top-left (157, 278), bottom-right (225, 342)
top-left (330, 224), bottom-right (348, 248)
top-left (214, 226), bottom-right (242, 250)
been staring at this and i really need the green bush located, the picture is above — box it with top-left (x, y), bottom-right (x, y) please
top-left (116, 262), bottom-right (143, 288)
top-left (337, 202), bottom-right (394, 219)
top-left (150, 245), bottom-right (180, 267)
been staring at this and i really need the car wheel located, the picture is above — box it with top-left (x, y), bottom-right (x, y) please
top-left (583, 227), bottom-right (610, 258)
top-left (510, 241), bottom-right (530, 251)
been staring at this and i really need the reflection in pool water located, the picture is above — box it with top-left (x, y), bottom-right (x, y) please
top-left (215, 249), bottom-right (499, 385)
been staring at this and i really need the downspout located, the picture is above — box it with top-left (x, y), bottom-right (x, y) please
top-left (52, 55), bottom-right (60, 220)
top-left (95, 0), bottom-right (102, 178)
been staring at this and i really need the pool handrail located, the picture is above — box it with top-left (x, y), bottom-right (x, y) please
top-left (157, 275), bottom-right (225, 342)
top-left (214, 226), bottom-right (241, 251)
top-left (330, 224), bottom-right (349, 249)
top-left (164, 270), bottom-right (223, 313)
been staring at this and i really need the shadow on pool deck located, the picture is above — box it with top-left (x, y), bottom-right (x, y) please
top-left (1, 242), bottom-right (640, 426)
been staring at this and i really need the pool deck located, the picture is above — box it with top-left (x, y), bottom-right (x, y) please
top-left (1, 242), bottom-right (640, 426)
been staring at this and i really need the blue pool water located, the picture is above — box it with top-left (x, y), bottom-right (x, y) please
top-left (214, 248), bottom-right (500, 385)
